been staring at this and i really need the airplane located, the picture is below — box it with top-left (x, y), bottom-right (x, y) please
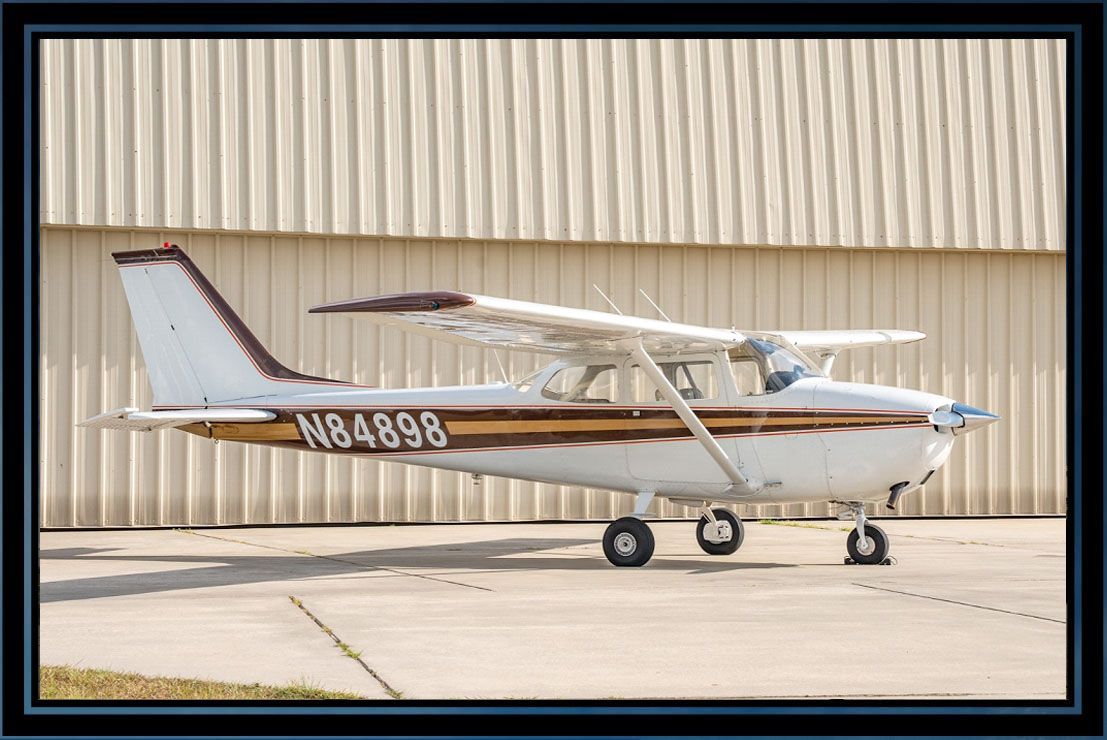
top-left (82, 243), bottom-right (1000, 567)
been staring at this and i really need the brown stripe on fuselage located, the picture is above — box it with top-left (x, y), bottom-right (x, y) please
top-left (178, 407), bottom-right (929, 450)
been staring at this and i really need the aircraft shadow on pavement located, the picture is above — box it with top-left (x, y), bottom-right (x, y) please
top-left (39, 537), bottom-right (795, 602)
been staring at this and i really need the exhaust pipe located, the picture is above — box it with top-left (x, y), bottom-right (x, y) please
top-left (886, 481), bottom-right (909, 510)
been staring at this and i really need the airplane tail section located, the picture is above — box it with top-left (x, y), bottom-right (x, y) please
top-left (111, 244), bottom-right (346, 407)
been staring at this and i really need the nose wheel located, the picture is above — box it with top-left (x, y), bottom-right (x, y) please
top-left (602, 517), bottom-right (656, 567)
top-left (696, 507), bottom-right (744, 555)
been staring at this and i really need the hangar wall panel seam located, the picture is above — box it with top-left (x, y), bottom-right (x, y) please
top-left (41, 38), bottom-right (1065, 250)
top-left (39, 226), bottom-right (1066, 526)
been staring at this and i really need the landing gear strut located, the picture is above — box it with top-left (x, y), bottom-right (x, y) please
top-left (843, 502), bottom-right (890, 565)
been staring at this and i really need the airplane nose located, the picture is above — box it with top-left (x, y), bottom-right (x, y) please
top-left (947, 405), bottom-right (1000, 434)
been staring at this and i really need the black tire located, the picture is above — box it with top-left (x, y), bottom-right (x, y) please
top-left (696, 508), bottom-right (745, 555)
top-left (846, 522), bottom-right (890, 564)
top-left (602, 517), bottom-right (655, 567)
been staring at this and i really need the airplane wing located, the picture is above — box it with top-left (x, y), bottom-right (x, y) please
top-left (761, 329), bottom-right (926, 354)
top-left (310, 292), bottom-right (745, 355)
top-left (79, 407), bottom-right (277, 432)
top-left (749, 329), bottom-right (926, 375)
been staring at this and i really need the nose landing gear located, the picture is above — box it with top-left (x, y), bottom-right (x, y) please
top-left (841, 502), bottom-right (891, 565)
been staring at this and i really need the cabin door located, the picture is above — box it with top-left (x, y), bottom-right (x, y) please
top-left (623, 353), bottom-right (763, 491)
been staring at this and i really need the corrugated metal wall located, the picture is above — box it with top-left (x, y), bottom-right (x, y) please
top-left (40, 226), bottom-right (1066, 527)
top-left (41, 38), bottom-right (1065, 250)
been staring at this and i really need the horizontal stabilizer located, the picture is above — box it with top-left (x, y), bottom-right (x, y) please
top-left (79, 407), bottom-right (276, 432)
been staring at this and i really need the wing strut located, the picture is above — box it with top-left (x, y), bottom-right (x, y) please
top-left (626, 339), bottom-right (763, 495)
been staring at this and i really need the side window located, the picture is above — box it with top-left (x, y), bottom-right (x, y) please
top-left (630, 360), bottom-right (719, 403)
top-left (728, 345), bottom-right (767, 395)
top-left (541, 364), bottom-right (618, 403)
top-left (730, 358), bottom-right (766, 396)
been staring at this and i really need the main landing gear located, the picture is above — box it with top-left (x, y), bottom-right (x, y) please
top-left (842, 502), bottom-right (891, 565)
top-left (602, 517), bottom-right (655, 567)
top-left (601, 497), bottom-right (746, 567)
top-left (696, 506), bottom-right (744, 555)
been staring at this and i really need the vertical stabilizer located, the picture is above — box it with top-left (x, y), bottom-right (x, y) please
top-left (112, 244), bottom-right (344, 406)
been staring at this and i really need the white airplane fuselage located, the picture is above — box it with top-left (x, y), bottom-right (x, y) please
top-left (177, 362), bottom-right (959, 508)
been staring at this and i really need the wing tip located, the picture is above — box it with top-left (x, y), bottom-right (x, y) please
top-left (310, 291), bottom-right (475, 314)
top-left (111, 244), bottom-right (187, 265)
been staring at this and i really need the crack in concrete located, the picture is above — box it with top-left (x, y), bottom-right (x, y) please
top-left (177, 529), bottom-right (494, 592)
top-left (854, 583), bottom-right (1065, 624)
top-left (289, 595), bottom-right (403, 699)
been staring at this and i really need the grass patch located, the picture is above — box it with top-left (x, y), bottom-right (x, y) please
top-left (758, 519), bottom-right (851, 532)
top-left (40, 665), bottom-right (362, 700)
top-left (336, 642), bottom-right (363, 660)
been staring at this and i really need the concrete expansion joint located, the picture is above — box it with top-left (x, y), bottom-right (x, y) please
top-left (288, 595), bottom-right (404, 699)
top-left (852, 582), bottom-right (1064, 624)
top-left (174, 527), bottom-right (494, 592)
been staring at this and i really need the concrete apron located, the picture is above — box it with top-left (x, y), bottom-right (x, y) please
top-left (39, 518), bottom-right (1066, 699)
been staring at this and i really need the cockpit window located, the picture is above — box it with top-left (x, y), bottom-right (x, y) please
top-left (729, 354), bottom-right (765, 396)
top-left (541, 364), bottom-right (618, 403)
top-left (729, 338), bottom-right (823, 394)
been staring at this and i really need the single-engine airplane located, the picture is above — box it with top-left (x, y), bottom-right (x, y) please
top-left (83, 244), bottom-right (999, 567)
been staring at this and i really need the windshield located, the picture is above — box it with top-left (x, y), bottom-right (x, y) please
top-left (731, 337), bottom-right (823, 393)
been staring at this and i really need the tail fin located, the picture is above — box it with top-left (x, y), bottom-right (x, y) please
top-left (113, 244), bottom-right (344, 406)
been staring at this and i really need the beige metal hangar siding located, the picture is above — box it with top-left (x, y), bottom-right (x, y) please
top-left (41, 38), bottom-right (1065, 249)
top-left (39, 38), bottom-right (1067, 526)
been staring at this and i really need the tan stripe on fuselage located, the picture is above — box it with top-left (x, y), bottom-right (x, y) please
top-left (208, 422), bottom-right (301, 441)
top-left (444, 416), bottom-right (914, 435)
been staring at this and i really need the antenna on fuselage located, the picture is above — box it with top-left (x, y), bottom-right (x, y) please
top-left (592, 284), bottom-right (623, 315)
top-left (638, 288), bottom-right (672, 322)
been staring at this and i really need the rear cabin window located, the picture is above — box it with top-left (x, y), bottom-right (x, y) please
top-left (541, 364), bottom-right (618, 403)
top-left (629, 360), bottom-right (718, 403)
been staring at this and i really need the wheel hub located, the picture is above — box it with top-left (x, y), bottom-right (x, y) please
top-left (613, 532), bottom-right (638, 556)
top-left (856, 535), bottom-right (875, 556)
top-left (704, 521), bottom-right (733, 544)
